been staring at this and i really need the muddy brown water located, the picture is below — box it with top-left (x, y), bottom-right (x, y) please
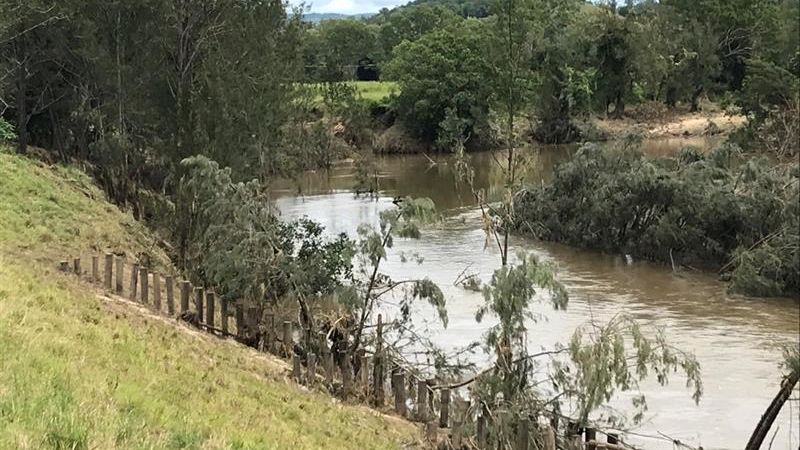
top-left (274, 138), bottom-right (799, 449)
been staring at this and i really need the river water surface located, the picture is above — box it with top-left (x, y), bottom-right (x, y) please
top-left (274, 139), bottom-right (799, 449)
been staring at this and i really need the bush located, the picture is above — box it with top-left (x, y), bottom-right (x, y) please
top-left (0, 118), bottom-right (16, 142)
top-left (513, 142), bottom-right (799, 297)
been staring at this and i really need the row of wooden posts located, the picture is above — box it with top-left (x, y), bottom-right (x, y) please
top-left (60, 253), bottom-right (627, 450)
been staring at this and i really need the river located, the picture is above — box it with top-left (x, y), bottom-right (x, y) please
top-left (273, 139), bottom-right (800, 450)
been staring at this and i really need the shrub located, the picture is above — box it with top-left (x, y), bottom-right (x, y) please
top-left (513, 142), bottom-right (799, 297)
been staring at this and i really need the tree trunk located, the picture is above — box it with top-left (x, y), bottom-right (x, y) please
top-left (745, 371), bottom-right (799, 450)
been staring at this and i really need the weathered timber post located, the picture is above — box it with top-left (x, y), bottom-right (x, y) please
top-left (195, 287), bottom-right (204, 319)
top-left (319, 332), bottom-right (334, 387)
top-left (262, 312), bottom-right (273, 352)
top-left (340, 350), bottom-right (354, 399)
top-left (152, 272), bottom-right (161, 311)
top-left (281, 321), bottom-right (293, 357)
top-left (73, 257), bottom-right (81, 275)
top-left (115, 256), bottom-right (124, 294)
top-left (104, 253), bottom-right (113, 289)
top-left (393, 371), bottom-right (406, 417)
top-left (476, 411), bottom-right (488, 449)
top-left (165, 276), bottom-right (174, 315)
top-left (416, 380), bottom-right (429, 421)
top-left (234, 302), bottom-right (244, 339)
top-left (425, 420), bottom-right (438, 443)
top-left (205, 291), bottom-right (215, 328)
top-left (59, 260), bottom-right (69, 272)
top-left (220, 296), bottom-right (228, 334)
top-left (259, 311), bottom-right (272, 352)
top-left (180, 281), bottom-right (190, 313)
top-left (439, 388), bottom-right (450, 428)
top-left (292, 353), bottom-right (302, 382)
top-left (129, 263), bottom-right (139, 300)
top-left (585, 428), bottom-right (597, 450)
top-left (542, 424), bottom-right (556, 450)
top-left (91, 256), bottom-right (99, 281)
top-left (139, 267), bottom-right (148, 303)
top-left (359, 352), bottom-right (370, 395)
top-left (515, 417), bottom-right (531, 450)
top-left (372, 314), bottom-right (385, 406)
top-left (607, 433), bottom-right (619, 445)
top-left (306, 353), bottom-right (317, 386)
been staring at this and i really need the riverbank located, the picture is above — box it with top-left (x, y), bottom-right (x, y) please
top-left (591, 105), bottom-right (746, 140)
top-left (369, 102), bottom-right (746, 154)
top-left (0, 148), bottom-right (421, 449)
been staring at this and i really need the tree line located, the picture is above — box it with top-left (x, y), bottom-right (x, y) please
top-left (305, 0), bottom-right (798, 147)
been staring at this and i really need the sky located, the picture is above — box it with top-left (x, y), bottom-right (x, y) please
top-left (297, 0), bottom-right (405, 15)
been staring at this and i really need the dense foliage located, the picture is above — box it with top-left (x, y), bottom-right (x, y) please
top-left (514, 143), bottom-right (799, 297)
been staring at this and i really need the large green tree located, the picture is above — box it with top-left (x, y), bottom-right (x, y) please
top-left (386, 19), bottom-right (494, 144)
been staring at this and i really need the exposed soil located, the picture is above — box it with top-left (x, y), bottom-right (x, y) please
top-left (593, 108), bottom-right (746, 140)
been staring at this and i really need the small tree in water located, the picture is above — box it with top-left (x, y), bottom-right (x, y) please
top-left (441, 0), bottom-right (704, 444)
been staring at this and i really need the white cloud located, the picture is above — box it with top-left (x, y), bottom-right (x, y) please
top-left (314, 0), bottom-right (358, 13)
top-left (296, 0), bottom-right (407, 14)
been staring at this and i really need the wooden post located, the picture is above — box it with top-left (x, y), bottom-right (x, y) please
top-left (59, 260), bottom-right (69, 272)
top-left (425, 420), bottom-right (438, 443)
top-left (220, 296), bottom-right (228, 334)
top-left (104, 253), bottom-right (113, 289)
top-left (262, 311), bottom-right (274, 352)
top-left (359, 352), bottom-right (370, 394)
top-left (515, 417), bottom-right (531, 450)
top-left (439, 388), bottom-right (450, 428)
top-left (319, 332), bottom-right (334, 387)
top-left (235, 302), bottom-right (244, 339)
top-left (91, 256), bottom-right (99, 281)
top-left (129, 263), bottom-right (139, 300)
top-left (180, 281), bottom-right (190, 313)
top-left (292, 353), bottom-right (302, 383)
top-left (585, 428), bottom-right (597, 450)
top-left (372, 314), bottom-right (385, 406)
top-left (340, 350), bottom-right (353, 399)
top-left (195, 287), bottom-right (204, 319)
top-left (542, 424), bottom-right (556, 450)
top-left (152, 272), bottom-right (161, 311)
top-left (205, 291), bottom-right (215, 328)
top-left (451, 398), bottom-right (470, 448)
top-left (139, 267), bottom-right (148, 303)
top-left (115, 256), bottom-right (124, 293)
top-left (165, 276), bottom-right (174, 315)
top-left (282, 321), bottom-right (292, 357)
top-left (73, 257), bottom-right (81, 275)
top-left (262, 312), bottom-right (273, 352)
top-left (393, 371), bottom-right (406, 417)
top-left (306, 353), bottom-right (317, 386)
top-left (416, 380), bottom-right (429, 421)
top-left (476, 412), bottom-right (488, 449)
top-left (607, 433), bottom-right (619, 445)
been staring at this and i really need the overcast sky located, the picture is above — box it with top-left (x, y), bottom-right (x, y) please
top-left (297, 0), bottom-right (405, 15)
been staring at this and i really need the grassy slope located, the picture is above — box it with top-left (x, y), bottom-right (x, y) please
top-left (0, 148), bottom-right (418, 449)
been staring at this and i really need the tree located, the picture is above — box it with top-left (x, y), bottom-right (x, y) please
top-left (386, 19), bottom-right (494, 144)
top-left (376, 4), bottom-right (461, 57)
top-left (311, 19), bottom-right (379, 81)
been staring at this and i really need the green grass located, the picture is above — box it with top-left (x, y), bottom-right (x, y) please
top-left (349, 81), bottom-right (398, 102)
top-left (0, 148), bottom-right (419, 449)
top-left (307, 81), bottom-right (399, 104)
top-left (0, 147), bottom-right (170, 269)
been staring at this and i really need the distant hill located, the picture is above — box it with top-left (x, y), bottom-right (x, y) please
top-left (395, 0), bottom-right (490, 17)
top-left (302, 12), bottom-right (375, 23)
